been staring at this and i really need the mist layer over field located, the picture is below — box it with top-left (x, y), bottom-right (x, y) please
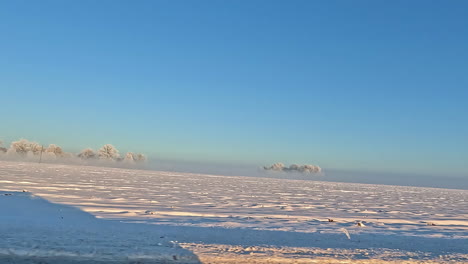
top-left (146, 158), bottom-right (468, 190)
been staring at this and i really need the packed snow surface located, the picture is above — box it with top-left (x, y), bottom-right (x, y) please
top-left (0, 161), bottom-right (467, 263)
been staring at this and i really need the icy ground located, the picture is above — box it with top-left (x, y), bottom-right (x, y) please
top-left (0, 161), bottom-right (467, 263)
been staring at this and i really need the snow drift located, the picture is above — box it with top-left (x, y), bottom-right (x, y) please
top-left (0, 190), bottom-right (200, 263)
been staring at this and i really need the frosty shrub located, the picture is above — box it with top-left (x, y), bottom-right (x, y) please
top-left (78, 148), bottom-right (96, 159)
top-left (98, 144), bottom-right (120, 160)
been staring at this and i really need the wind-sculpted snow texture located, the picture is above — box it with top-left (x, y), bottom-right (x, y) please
top-left (0, 161), bottom-right (467, 263)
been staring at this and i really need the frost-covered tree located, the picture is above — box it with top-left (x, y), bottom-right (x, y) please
top-left (124, 152), bottom-right (146, 163)
top-left (264, 162), bottom-right (285, 171)
top-left (98, 144), bottom-right (119, 160)
top-left (299, 164), bottom-right (321, 173)
top-left (78, 148), bottom-right (96, 159)
top-left (124, 152), bottom-right (135, 162)
top-left (45, 144), bottom-right (64, 157)
top-left (9, 139), bottom-right (42, 156)
top-left (10, 139), bottom-right (30, 155)
top-left (8, 139), bottom-right (43, 156)
top-left (29, 142), bottom-right (43, 155)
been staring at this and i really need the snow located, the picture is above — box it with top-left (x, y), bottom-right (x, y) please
top-left (0, 160), bottom-right (467, 263)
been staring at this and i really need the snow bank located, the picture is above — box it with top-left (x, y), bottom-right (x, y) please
top-left (0, 191), bottom-right (200, 263)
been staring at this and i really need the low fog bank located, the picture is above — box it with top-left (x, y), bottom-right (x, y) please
top-left (321, 169), bottom-right (468, 190)
top-left (0, 139), bottom-right (147, 169)
top-left (146, 158), bottom-right (468, 190)
top-left (146, 159), bottom-right (326, 179)
top-left (2, 139), bottom-right (465, 190)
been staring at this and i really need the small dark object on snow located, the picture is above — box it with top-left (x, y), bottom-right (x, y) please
top-left (427, 222), bottom-right (437, 226)
top-left (4, 193), bottom-right (12, 196)
top-left (328, 219), bottom-right (334, 222)
top-left (173, 255), bottom-right (177, 260)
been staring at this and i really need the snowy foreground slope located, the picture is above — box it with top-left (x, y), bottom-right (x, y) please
top-left (0, 161), bottom-right (467, 263)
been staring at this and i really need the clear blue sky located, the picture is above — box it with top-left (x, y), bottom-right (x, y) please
top-left (1, 0), bottom-right (467, 177)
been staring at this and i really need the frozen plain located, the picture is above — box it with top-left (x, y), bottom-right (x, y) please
top-left (0, 160), bottom-right (467, 263)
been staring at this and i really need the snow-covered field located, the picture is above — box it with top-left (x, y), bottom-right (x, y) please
top-left (1, 160), bottom-right (467, 263)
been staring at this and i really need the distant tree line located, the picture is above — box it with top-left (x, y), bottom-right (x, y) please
top-left (263, 162), bottom-right (322, 174)
top-left (0, 139), bottom-right (146, 163)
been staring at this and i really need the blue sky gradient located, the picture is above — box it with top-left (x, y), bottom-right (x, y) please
top-left (1, 1), bottom-right (467, 179)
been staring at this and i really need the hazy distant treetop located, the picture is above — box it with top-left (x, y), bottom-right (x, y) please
top-left (263, 162), bottom-right (285, 171)
top-left (46, 144), bottom-right (64, 157)
top-left (134, 153), bottom-right (146, 162)
top-left (29, 142), bottom-right (43, 155)
top-left (9, 139), bottom-right (41, 155)
top-left (264, 163), bottom-right (322, 174)
top-left (78, 148), bottom-right (96, 159)
top-left (98, 144), bottom-right (120, 160)
top-left (124, 152), bottom-right (134, 160)
top-left (124, 152), bottom-right (147, 163)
